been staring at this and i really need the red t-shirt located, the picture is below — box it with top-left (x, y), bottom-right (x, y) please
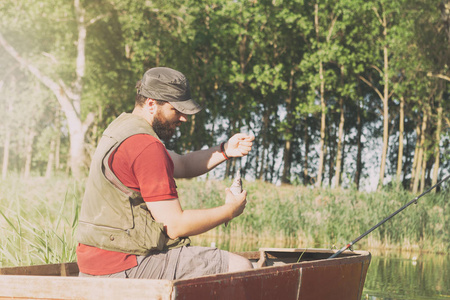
top-left (76, 134), bottom-right (178, 275)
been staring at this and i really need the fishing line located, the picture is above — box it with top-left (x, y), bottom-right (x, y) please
top-left (329, 174), bottom-right (450, 259)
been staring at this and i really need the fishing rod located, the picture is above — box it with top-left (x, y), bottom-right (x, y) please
top-left (329, 174), bottom-right (450, 259)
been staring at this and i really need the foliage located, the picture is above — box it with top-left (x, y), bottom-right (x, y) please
top-left (0, 0), bottom-right (448, 189)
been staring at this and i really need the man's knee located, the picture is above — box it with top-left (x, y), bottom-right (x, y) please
top-left (228, 253), bottom-right (254, 272)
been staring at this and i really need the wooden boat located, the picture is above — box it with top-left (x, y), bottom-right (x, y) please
top-left (0, 248), bottom-right (371, 300)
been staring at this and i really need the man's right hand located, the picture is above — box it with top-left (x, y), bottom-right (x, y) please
top-left (224, 188), bottom-right (247, 220)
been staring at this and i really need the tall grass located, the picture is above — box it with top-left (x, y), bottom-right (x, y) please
top-left (0, 174), bottom-right (83, 267)
top-left (0, 175), bottom-right (448, 267)
top-left (180, 179), bottom-right (449, 254)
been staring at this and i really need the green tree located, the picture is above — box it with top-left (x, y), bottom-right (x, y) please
top-left (356, 0), bottom-right (401, 189)
top-left (0, 0), bottom-right (129, 177)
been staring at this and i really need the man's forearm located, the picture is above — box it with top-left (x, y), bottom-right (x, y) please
top-left (146, 190), bottom-right (247, 239)
top-left (146, 199), bottom-right (237, 239)
top-left (170, 144), bottom-right (227, 178)
top-left (165, 205), bottom-right (232, 238)
top-left (170, 133), bottom-right (254, 178)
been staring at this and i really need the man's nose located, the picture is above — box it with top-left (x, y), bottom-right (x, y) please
top-left (179, 113), bottom-right (188, 122)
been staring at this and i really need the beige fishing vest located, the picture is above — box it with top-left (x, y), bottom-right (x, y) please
top-left (77, 113), bottom-right (190, 256)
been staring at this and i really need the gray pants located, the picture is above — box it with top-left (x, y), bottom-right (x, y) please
top-left (79, 246), bottom-right (229, 280)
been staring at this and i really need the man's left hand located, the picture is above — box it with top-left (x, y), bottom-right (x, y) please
top-left (225, 133), bottom-right (255, 158)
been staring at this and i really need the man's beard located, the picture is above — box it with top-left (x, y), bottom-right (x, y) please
top-left (152, 113), bottom-right (179, 143)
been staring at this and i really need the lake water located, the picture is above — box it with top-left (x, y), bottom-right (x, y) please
top-left (363, 250), bottom-right (449, 300)
top-left (191, 235), bottom-right (449, 300)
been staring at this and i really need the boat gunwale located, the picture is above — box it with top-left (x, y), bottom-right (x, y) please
top-left (0, 248), bottom-right (371, 280)
top-left (173, 248), bottom-right (371, 285)
top-left (0, 248), bottom-right (371, 300)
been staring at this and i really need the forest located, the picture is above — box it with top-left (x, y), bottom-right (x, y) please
top-left (0, 0), bottom-right (449, 192)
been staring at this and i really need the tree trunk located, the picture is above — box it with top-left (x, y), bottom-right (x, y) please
top-left (281, 69), bottom-right (295, 184)
top-left (396, 96), bottom-right (405, 185)
top-left (432, 98), bottom-right (442, 188)
top-left (55, 108), bottom-right (61, 171)
top-left (188, 114), bottom-right (197, 148)
top-left (420, 139), bottom-right (428, 193)
top-left (313, 1), bottom-right (341, 188)
top-left (378, 11), bottom-right (389, 189)
top-left (23, 128), bottom-right (36, 179)
top-left (282, 139), bottom-right (292, 184)
top-left (413, 109), bottom-right (428, 194)
top-left (410, 128), bottom-right (420, 189)
top-left (257, 145), bottom-right (265, 181)
top-left (257, 108), bottom-right (270, 180)
top-left (2, 80), bottom-right (13, 180)
top-left (341, 132), bottom-right (346, 186)
top-left (328, 125), bottom-right (335, 187)
top-left (315, 2), bottom-right (326, 188)
top-left (45, 140), bottom-right (56, 179)
top-left (303, 121), bottom-right (309, 186)
top-left (254, 139), bottom-right (261, 180)
top-left (270, 145), bottom-right (278, 183)
top-left (335, 96), bottom-right (345, 189)
top-left (354, 99), bottom-right (363, 190)
top-left (316, 62), bottom-right (326, 188)
top-left (403, 131), bottom-right (411, 187)
top-left (2, 129), bottom-right (10, 180)
top-left (259, 147), bottom-right (267, 181)
top-left (409, 123), bottom-right (420, 190)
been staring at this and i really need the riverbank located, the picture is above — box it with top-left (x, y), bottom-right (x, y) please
top-left (179, 179), bottom-right (448, 254)
top-left (0, 175), bottom-right (448, 267)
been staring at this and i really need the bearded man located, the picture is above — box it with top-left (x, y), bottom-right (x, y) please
top-left (76, 67), bottom-right (254, 279)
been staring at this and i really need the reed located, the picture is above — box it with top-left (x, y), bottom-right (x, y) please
top-left (180, 179), bottom-right (449, 254)
top-left (0, 174), bottom-right (82, 267)
top-left (0, 175), bottom-right (448, 267)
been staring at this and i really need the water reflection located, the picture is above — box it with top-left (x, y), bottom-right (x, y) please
top-left (191, 234), bottom-right (449, 300)
top-left (363, 250), bottom-right (449, 300)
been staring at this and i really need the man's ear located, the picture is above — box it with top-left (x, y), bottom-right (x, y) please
top-left (145, 98), bottom-right (158, 113)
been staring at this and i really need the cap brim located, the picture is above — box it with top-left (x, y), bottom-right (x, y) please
top-left (169, 99), bottom-right (203, 115)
